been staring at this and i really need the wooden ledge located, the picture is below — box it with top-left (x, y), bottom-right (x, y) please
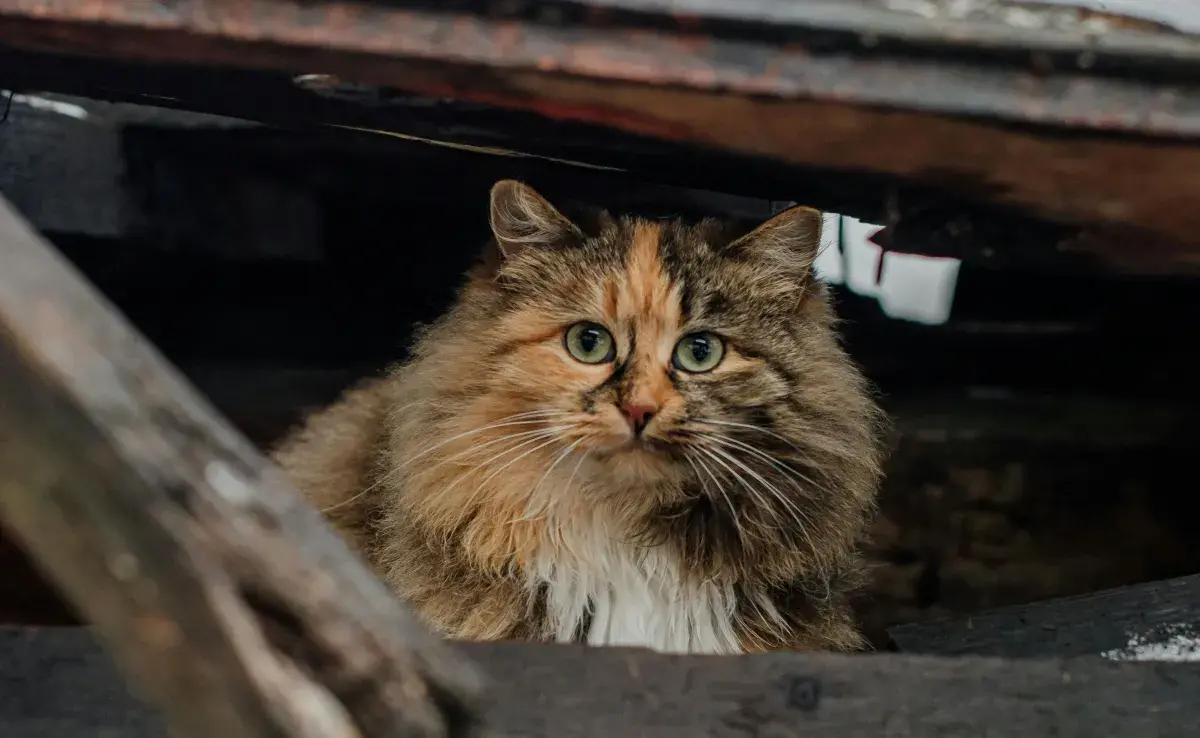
top-left (4, 626), bottom-right (1200, 737)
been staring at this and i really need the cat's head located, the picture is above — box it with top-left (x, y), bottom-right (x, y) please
top-left (424, 180), bottom-right (884, 575)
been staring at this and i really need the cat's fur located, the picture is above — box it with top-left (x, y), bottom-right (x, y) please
top-left (273, 180), bottom-right (887, 653)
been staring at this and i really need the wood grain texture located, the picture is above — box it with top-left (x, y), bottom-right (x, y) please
top-left (4, 626), bottom-right (1200, 737)
top-left (890, 573), bottom-right (1200, 658)
top-left (0, 195), bottom-right (484, 738)
top-left (3, 0), bottom-right (1200, 254)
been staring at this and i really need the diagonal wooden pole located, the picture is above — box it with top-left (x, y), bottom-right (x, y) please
top-left (0, 194), bottom-right (486, 738)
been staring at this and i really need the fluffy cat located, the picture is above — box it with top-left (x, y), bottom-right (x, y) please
top-left (273, 180), bottom-right (886, 654)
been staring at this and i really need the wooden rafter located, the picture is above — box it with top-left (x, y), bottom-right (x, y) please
top-left (2, 0), bottom-right (1200, 260)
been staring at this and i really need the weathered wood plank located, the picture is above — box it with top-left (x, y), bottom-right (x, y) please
top-left (4, 626), bottom-right (1200, 738)
top-left (0, 194), bottom-right (484, 737)
top-left (890, 573), bottom-right (1200, 659)
top-left (3, 0), bottom-right (1200, 254)
top-left (4, 49), bottom-right (1198, 276)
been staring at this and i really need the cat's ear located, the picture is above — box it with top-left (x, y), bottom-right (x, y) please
top-left (489, 180), bottom-right (583, 258)
top-left (726, 206), bottom-right (823, 279)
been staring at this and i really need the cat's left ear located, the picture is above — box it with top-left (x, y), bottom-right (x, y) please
top-left (726, 206), bottom-right (823, 280)
top-left (489, 180), bottom-right (583, 259)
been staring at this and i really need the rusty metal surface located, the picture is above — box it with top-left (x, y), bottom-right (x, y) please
top-left (3, 0), bottom-right (1200, 249)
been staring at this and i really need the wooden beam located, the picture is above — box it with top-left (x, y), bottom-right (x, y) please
top-left (1, 1), bottom-right (1200, 254)
top-left (3, 52), bottom-right (1197, 276)
top-left (0, 194), bottom-right (484, 737)
top-left (890, 573), bottom-right (1200, 659)
top-left (4, 626), bottom-right (1200, 737)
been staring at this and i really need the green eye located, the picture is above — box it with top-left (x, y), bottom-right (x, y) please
top-left (564, 322), bottom-right (615, 364)
top-left (673, 332), bottom-right (725, 373)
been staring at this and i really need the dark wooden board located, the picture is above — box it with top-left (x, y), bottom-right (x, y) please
top-left (3, 53), bottom-right (1197, 276)
top-left (0, 86), bottom-right (796, 246)
top-left (890, 573), bottom-right (1200, 658)
top-left (5, 0), bottom-right (1200, 259)
top-left (4, 626), bottom-right (1200, 738)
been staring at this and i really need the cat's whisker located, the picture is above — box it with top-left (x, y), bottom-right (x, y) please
top-left (682, 452), bottom-right (738, 525)
top-left (700, 444), bottom-right (826, 571)
top-left (431, 429), bottom-right (577, 531)
top-left (425, 425), bottom-right (575, 475)
top-left (513, 437), bottom-right (586, 524)
top-left (695, 432), bottom-right (831, 502)
top-left (398, 412), bottom-right (568, 472)
top-left (698, 440), bottom-right (817, 527)
top-left (442, 424), bottom-right (583, 520)
top-left (532, 437), bottom-right (586, 501)
top-left (556, 448), bottom-right (591, 517)
top-left (690, 440), bottom-right (821, 564)
top-left (685, 421), bottom-right (845, 505)
top-left (690, 418), bottom-right (828, 465)
top-left (456, 434), bottom-right (576, 523)
top-left (704, 416), bottom-right (863, 464)
top-left (694, 452), bottom-right (733, 509)
top-left (686, 453), bottom-right (720, 511)
top-left (448, 427), bottom-right (574, 490)
top-left (384, 398), bottom-right (428, 421)
top-left (322, 413), bottom-right (568, 514)
top-left (476, 434), bottom-right (575, 493)
top-left (689, 445), bottom-right (784, 537)
top-left (414, 427), bottom-right (576, 518)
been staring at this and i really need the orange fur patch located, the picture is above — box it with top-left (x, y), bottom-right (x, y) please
top-left (610, 222), bottom-right (684, 410)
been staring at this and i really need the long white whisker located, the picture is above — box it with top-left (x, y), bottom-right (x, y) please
top-left (692, 418), bottom-right (830, 463)
top-left (514, 437), bottom-right (586, 524)
top-left (451, 427), bottom-right (573, 489)
top-left (321, 412), bottom-right (567, 513)
top-left (471, 434), bottom-right (572, 497)
top-left (702, 444), bottom-right (823, 567)
top-left (690, 445), bottom-right (781, 534)
top-left (431, 425), bottom-right (574, 472)
top-left (532, 438), bottom-right (585, 501)
top-left (711, 415), bottom-right (863, 463)
top-left (702, 442), bottom-right (816, 526)
top-left (402, 411), bottom-right (567, 468)
top-left (684, 452), bottom-right (738, 523)
top-left (433, 428), bottom-right (578, 523)
top-left (698, 432), bottom-right (828, 501)
top-left (562, 448), bottom-right (590, 502)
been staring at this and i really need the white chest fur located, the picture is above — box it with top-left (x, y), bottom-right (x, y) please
top-left (526, 517), bottom-right (743, 654)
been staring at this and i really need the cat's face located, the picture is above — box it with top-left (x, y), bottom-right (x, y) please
top-left (411, 180), bottom-right (882, 578)
top-left (486, 231), bottom-right (775, 481)
top-left (459, 181), bottom-right (873, 493)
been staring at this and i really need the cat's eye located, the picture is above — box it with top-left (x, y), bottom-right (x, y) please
top-left (564, 322), bottom-right (616, 364)
top-left (673, 332), bottom-right (725, 373)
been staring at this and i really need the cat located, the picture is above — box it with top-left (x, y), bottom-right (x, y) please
top-left (272, 180), bottom-right (886, 654)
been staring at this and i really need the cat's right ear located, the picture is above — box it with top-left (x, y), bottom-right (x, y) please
top-left (489, 180), bottom-right (583, 259)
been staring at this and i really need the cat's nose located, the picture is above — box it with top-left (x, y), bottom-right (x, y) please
top-left (620, 403), bottom-right (657, 436)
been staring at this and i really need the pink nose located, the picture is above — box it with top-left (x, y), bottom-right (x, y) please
top-left (620, 403), bottom-right (657, 435)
